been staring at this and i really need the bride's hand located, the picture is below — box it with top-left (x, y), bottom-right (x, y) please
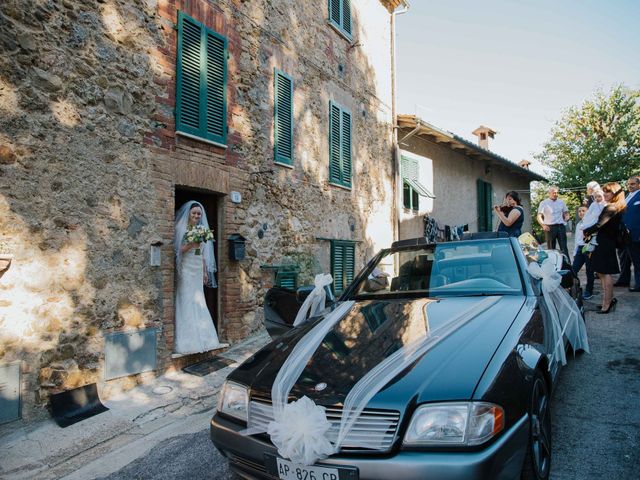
top-left (203, 270), bottom-right (209, 285)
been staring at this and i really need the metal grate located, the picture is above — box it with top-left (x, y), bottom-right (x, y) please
top-left (249, 397), bottom-right (400, 452)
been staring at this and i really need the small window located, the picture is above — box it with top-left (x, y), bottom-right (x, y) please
top-left (401, 155), bottom-right (433, 211)
top-left (176, 12), bottom-right (227, 145)
top-left (331, 240), bottom-right (355, 295)
top-left (328, 0), bottom-right (352, 39)
top-left (329, 102), bottom-right (352, 188)
top-left (274, 69), bottom-right (294, 165)
top-left (275, 269), bottom-right (298, 290)
top-left (403, 182), bottom-right (420, 211)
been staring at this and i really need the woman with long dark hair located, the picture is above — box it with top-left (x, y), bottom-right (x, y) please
top-left (494, 190), bottom-right (525, 237)
top-left (583, 182), bottom-right (627, 314)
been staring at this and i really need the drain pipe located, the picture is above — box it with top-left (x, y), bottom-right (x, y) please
top-left (391, 1), bottom-right (410, 242)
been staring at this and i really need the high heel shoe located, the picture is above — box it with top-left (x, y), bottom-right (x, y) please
top-left (597, 298), bottom-right (617, 314)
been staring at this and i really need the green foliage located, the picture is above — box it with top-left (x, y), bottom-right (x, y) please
top-left (537, 85), bottom-right (640, 188)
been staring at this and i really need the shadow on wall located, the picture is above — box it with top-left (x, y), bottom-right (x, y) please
top-left (232, 2), bottom-right (394, 290)
top-left (0, 0), bottom-right (166, 420)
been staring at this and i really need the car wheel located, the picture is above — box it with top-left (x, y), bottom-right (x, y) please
top-left (521, 371), bottom-right (552, 480)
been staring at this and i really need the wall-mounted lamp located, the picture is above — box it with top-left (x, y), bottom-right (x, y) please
top-left (485, 165), bottom-right (492, 175)
top-left (149, 238), bottom-right (164, 267)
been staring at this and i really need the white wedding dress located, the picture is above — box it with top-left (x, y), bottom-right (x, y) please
top-left (174, 249), bottom-right (221, 354)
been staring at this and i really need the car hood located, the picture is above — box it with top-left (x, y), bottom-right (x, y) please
top-left (242, 296), bottom-right (525, 408)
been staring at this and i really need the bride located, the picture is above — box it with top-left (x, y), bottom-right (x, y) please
top-left (173, 201), bottom-right (222, 354)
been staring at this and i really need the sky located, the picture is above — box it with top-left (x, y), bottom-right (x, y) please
top-left (395, 0), bottom-right (640, 174)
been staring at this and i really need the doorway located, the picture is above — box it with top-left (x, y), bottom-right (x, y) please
top-left (175, 188), bottom-right (220, 329)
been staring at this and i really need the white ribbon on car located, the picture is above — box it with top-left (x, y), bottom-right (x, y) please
top-left (243, 292), bottom-right (501, 466)
top-left (527, 258), bottom-right (590, 367)
top-left (293, 274), bottom-right (333, 327)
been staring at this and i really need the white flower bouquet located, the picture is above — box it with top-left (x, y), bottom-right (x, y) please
top-left (184, 225), bottom-right (214, 255)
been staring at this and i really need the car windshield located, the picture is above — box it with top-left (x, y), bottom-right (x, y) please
top-left (349, 239), bottom-right (523, 299)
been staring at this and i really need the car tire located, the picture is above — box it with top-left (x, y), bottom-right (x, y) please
top-left (521, 371), bottom-right (552, 480)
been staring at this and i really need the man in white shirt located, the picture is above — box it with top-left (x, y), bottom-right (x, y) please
top-left (537, 186), bottom-right (570, 259)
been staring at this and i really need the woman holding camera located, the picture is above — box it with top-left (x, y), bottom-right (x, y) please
top-left (495, 191), bottom-right (525, 237)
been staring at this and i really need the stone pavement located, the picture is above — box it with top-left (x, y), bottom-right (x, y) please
top-left (0, 330), bottom-right (271, 480)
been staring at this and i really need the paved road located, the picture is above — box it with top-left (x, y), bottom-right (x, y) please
top-left (102, 287), bottom-right (640, 480)
top-left (550, 285), bottom-right (640, 479)
top-left (98, 428), bottom-right (234, 480)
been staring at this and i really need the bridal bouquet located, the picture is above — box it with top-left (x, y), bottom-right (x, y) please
top-left (184, 225), bottom-right (214, 255)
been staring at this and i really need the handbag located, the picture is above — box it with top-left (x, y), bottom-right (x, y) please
top-left (616, 222), bottom-right (631, 249)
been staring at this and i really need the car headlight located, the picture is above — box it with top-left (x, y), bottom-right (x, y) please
top-left (216, 381), bottom-right (249, 422)
top-left (404, 402), bottom-right (504, 446)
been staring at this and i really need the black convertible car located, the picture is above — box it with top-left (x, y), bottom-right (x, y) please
top-left (211, 235), bottom-right (584, 480)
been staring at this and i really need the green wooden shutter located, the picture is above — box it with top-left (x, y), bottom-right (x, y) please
top-left (331, 241), bottom-right (355, 295)
top-left (344, 243), bottom-right (355, 285)
top-left (485, 182), bottom-right (493, 231)
top-left (342, 0), bottom-right (352, 35)
top-left (477, 179), bottom-right (486, 231)
top-left (341, 110), bottom-right (352, 186)
top-left (329, 0), bottom-right (351, 37)
top-left (205, 31), bottom-right (226, 142)
top-left (274, 70), bottom-right (294, 165)
top-left (329, 102), bottom-right (342, 184)
top-left (176, 14), bottom-right (202, 133)
top-left (176, 12), bottom-right (227, 145)
top-left (329, 0), bottom-right (341, 27)
top-left (275, 270), bottom-right (297, 290)
top-left (476, 179), bottom-right (493, 231)
top-left (331, 241), bottom-right (344, 294)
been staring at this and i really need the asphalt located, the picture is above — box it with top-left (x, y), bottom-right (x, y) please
top-left (0, 330), bottom-right (270, 480)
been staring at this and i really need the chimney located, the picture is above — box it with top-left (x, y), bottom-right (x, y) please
top-left (472, 125), bottom-right (497, 150)
top-left (518, 159), bottom-right (531, 170)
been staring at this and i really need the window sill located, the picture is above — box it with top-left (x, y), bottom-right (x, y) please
top-left (176, 130), bottom-right (228, 149)
top-left (274, 161), bottom-right (294, 169)
top-left (329, 181), bottom-right (352, 191)
top-left (327, 21), bottom-right (353, 43)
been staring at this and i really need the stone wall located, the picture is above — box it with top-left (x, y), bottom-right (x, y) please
top-left (0, 0), bottom-right (396, 422)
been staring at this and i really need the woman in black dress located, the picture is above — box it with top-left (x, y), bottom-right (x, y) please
top-left (583, 182), bottom-right (627, 314)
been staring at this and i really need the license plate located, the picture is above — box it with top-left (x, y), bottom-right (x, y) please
top-left (264, 454), bottom-right (358, 480)
top-left (275, 458), bottom-right (338, 480)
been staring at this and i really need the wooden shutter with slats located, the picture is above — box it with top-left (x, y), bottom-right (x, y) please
top-left (331, 241), bottom-right (355, 295)
top-left (176, 12), bottom-right (227, 145)
top-left (274, 70), bottom-right (294, 165)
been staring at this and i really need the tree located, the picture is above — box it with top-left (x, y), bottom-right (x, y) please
top-left (537, 85), bottom-right (640, 191)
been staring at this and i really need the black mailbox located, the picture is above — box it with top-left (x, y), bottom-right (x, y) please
top-left (228, 234), bottom-right (247, 261)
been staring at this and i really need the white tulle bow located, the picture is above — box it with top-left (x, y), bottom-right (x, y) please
top-left (293, 274), bottom-right (333, 326)
top-left (267, 396), bottom-right (335, 466)
top-left (526, 257), bottom-right (590, 366)
top-left (526, 258), bottom-right (561, 293)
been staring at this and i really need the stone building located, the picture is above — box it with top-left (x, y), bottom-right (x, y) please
top-left (396, 115), bottom-right (545, 240)
top-left (0, 0), bottom-right (406, 423)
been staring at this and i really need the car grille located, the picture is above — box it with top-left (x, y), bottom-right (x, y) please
top-left (249, 396), bottom-right (400, 453)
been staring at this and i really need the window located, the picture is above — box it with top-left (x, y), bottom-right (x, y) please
top-left (275, 268), bottom-right (298, 290)
top-left (331, 240), bottom-right (355, 295)
top-left (477, 179), bottom-right (493, 232)
top-left (176, 12), bottom-right (227, 145)
top-left (403, 182), bottom-right (420, 211)
top-left (329, 102), bottom-right (352, 188)
top-left (274, 69), bottom-right (294, 165)
top-left (328, 0), bottom-right (352, 39)
top-left (401, 155), bottom-right (433, 212)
